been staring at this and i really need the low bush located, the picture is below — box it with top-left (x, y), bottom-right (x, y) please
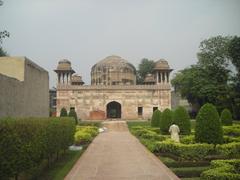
top-left (223, 125), bottom-right (240, 136)
top-left (0, 117), bottom-right (75, 180)
top-left (180, 135), bottom-right (195, 144)
top-left (172, 106), bottom-right (191, 135)
top-left (215, 142), bottom-right (240, 158)
top-left (223, 136), bottom-right (240, 143)
top-left (74, 126), bottom-right (98, 145)
top-left (201, 159), bottom-right (240, 180)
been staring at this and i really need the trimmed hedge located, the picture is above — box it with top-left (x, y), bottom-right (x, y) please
top-left (151, 109), bottom-right (161, 127)
top-left (0, 117), bottom-right (75, 180)
top-left (201, 159), bottom-right (240, 180)
top-left (172, 106), bottom-right (191, 135)
top-left (171, 166), bottom-right (209, 178)
top-left (195, 103), bottom-right (223, 144)
top-left (154, 140), bottom-right (214, 161)
top-left (223, 125), bottom-right (240, 136)
top-left (220, 109), bottom-right (233, 126)
top-left (160, 108), bottom-right (173, 134)
top-left (215, 142), bottom-right (240, 158)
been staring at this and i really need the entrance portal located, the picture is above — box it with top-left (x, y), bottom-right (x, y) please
top-left (106, 101), bottom-right (121, 118)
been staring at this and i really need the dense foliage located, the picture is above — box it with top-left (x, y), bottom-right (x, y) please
top-left (136, 58), bottom-right (155, 84)
top-left (151, 109), bottom-right (161, 127)
top-left (195, 103), bottom-right (223, 144)
top-left (0, 117), bottom-right (75, 180)
top-left (60, 107), bottom-right (68, 117)
top-left (160, 108), bottom-right (173, 134)
top-left (172, 36), bottom-right (240, 119)
top-left (172, 106), bottom-right (191, 135)
top-left (74, 126), bottom-right (98, 145)
top-left (201, 159), bottom-right (240, 180)
top-left (220, 109), bottom-right (233, 126)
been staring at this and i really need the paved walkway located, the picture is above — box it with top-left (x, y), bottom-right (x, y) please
top-left (65, 121), bottom-right (180, 180)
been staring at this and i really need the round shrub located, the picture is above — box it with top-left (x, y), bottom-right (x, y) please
top-left (151, 109), bottom-right (161, 127)
top-left (220, 108), bottom-right (233, 126)
top-left (172, 106), bottom-right (191, 135)
top-left (68, 109), bottom-right (78, 124)
top-left (60, 107), bottom-right (68, 117)
top-left (160, 108), bottom-right (173, 134)
top-left (195, 103), bottom-right (223, 144)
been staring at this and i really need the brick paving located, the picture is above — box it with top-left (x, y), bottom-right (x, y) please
top-left (65, 121), bottom-right (180, 180)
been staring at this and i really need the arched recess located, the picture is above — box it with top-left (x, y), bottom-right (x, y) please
top-left (106, 101), bottom-right (121, 118)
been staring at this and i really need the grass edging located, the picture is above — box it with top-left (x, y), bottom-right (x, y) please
top-left (38, 146), bottom-right (87, 180)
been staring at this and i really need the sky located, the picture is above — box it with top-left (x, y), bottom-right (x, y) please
top-left (1, 0), bottom-right (240, 87)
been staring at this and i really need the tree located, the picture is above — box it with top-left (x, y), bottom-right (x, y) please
top-left (160, 108), bottom-right (173, 134)
top-left (68, 108), bottom-right (78, 124)
top-left (195, 103), bottom-right (223, 144)
top-left (151, 109), bottom-right (161, 127)
top-left (137, 58), bottom-right (155, 84)
top-left (220, 108), bottom-right (233, 126)
top-left (60, 107), bottom-right (67, 117)
top-left (172, 36), bottom-right (233, 114)
top-left (228, 36), bottom-right (240, 119)
top-left (172, 106), bottom-right (191, 135)
top-left (0, 28), bottom-right (10, 57)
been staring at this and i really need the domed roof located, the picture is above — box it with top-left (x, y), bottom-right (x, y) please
top-left (154, 59), bottom-right (170, 70)
top-left (91, 55), bottom-right (136, 73)
top-left (56, 59), bottom-right (75, 72)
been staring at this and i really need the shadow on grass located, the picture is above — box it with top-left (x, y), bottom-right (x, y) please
top-left (38, 146), bottom-right (87, 180)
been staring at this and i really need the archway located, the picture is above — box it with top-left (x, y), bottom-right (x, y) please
top-left (106, 101), bottom-right (121, 119)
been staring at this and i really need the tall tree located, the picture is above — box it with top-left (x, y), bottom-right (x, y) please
top-left (137, 58), bottom-right (155, 84)
top-left (172, 36), bottom-right (233, 113)
top-left (228, 36), bottom-right (240, 119)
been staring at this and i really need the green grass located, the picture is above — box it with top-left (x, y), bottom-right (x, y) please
top-left (181, 178), bottom-right (200, 180)
top-left (127, 120), bottom-right (151, 129)
top-left (38, 148), bottom-right (86, 180)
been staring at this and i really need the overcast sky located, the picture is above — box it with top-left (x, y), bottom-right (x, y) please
top-left (1, 0), bottom-right (240, 87)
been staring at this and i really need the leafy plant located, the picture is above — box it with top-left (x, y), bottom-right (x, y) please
top-left (160, 108), bottom-right (173, 134)
top-left (220, 108), bottom-right (233, 126)
top-left (195, 103), bottom-right (223, 144)
top-left (151, 109), bottom-right (161, 127)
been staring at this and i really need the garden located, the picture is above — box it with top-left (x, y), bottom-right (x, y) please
top-left (0, 117), bottom-right (100, 180)
top-left (128, 104), bottom-right (240, 180)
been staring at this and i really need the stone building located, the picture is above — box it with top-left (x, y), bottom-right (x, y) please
top-left (0, 57), bottom-right (49, 118)
top-left (55, 55), bottom-right (172, 120)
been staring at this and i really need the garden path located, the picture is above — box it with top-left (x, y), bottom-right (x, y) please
top-left (65, 121), bottom-right (180, 180)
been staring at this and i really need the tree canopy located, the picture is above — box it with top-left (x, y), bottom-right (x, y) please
top-left (171, 35), bottom-right (240, 119)
top-left (137, 58), bottom-right (155, 84)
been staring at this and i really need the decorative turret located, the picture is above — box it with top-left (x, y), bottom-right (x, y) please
top-left (71, 74), bottom-right (84, 86)
top-left (54, 59), bottom-right (75, 85)
top-left (153, 59), bottom-right (173, 84)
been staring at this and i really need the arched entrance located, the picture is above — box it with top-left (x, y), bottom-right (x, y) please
top-left (106, 101), bottom-right (121, 119)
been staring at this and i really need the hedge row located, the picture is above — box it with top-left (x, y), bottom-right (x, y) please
top-left (153, 140), bottom-right (214, 161)
top-left (0, 117), bottom-right (75, 180)
top-left (223, 125), bottom-right (240, 136)
top-left (201, 159), bottom-right (240, 180)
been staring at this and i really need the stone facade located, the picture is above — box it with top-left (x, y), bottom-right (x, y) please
top-left (55, 56), bottom-right (172, 120)
top-left (0, 57), bottom-right (49, 118)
